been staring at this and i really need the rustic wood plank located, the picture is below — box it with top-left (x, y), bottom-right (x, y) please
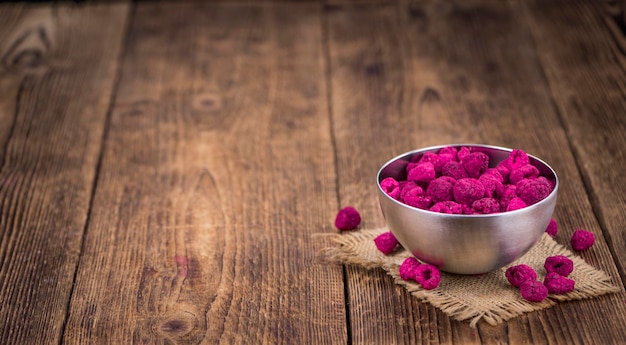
top-left (0, 2), bottom-right (129, 344)
top-left (62, 3), bottom-right (346, 344)
top-left (327, 1), bottom-right (626, 344)
top-left (521, 0), bottom-right (626, 284)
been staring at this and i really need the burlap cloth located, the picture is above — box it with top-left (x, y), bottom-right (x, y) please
top-left (324, 228), bottom-right (619, 328)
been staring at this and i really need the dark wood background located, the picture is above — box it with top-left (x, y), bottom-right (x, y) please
top-left (1, 0), bottom-right (625, 344)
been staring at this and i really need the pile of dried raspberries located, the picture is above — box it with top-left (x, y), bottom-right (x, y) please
top-left (506, 255), bottom-right (576, 302)
top-left (380, 146), bottom-right (555, 214)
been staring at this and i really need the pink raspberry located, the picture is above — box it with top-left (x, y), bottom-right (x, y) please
top-left (544, 255), bottom-right (574, 277)
top-left (507, 149), bottom-right (531, 170)
top-left (472, 197), bottom-right (501, 214)
top-left (438, 146), bottom-right (459, 160)
top-left (399, 257), bottom-right (421, 281)
top-left (430, 201), bottom-right (463, 214)
top-left (545, 218), bottom-right (558, 237)
top-left (462, 204), bottom-right (476, 214)
top-left (453, 178), bottom-right (486, 206)
top-left (520, 280), bottom-right (548, 302)
top-left (505, 264), bottom-right (537, 288)
top-left (407, 162), bottom-right (436, 183)
top-left (461, 152), bottom-right (489, 178)
top-left (374, 232), bottom-right (400, 255)
top-left (509, 164), bottom-right (540, 185)
top-left (516, 178), bottom-right (552, 205)
top-left (380, 177), bottom-right (401, 200)
top-left (434, 153), bottom-right (455, 173)
top-left (414, 264), bottom-right (441, 290)
top-left (571, 229), bottom-right (595, 251)
top-left (400, 182), bottom-right (424, 200)
top-left (543, 272), bottom-right (575, 294)
top-left (506, 197), bottom-right (527, 211)
top-left (457, 146), bottom-right (471, 161)
top-left (495, 162), bottom-right (511, 183)
top-left (426, 176), bottom-right (456, 203)
top-left (499, 184), bottom-right (517, 210)
top-left (404, 193), bottom-right (432, 210)
top-left (334, 206), bottom-right (361, 230)
top-left (441, 161), bottom-right (469, 180)
top-left (479, 173), bottom-right (504, 198)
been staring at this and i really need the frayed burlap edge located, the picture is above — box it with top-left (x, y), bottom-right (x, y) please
top-left (321, 228), bottom-right (620, 328)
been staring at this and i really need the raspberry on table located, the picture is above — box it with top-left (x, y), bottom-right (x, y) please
top-left (519, 280), bottom-right (548, 302)
top-left (544, 255), bottom-right (574, 277)
top-left (407, 162), bottom-right (436, 183)
top-left (414, 264), bottom-right (441, 290)
top-left (505, 264), bottom-right (537, 288)
top-left (571, 229), bottom-right (595, 251)
top-left (334, 206), bottom-right (361, 231)
top-left (430, 201), bottom-right (463, 214)
top-left (545, 218), bottom-right (558, 237)
top-left (380, 177), bottom-right (401, 200)
top-left (426, 176), bottom-right (456, 203)
top-left (374, 231), bottom-right (400, 255)
top-left (441, 161), bottom-right (469, 180)
top-left (453, 178), bottom-right (486, 206)
top-left (399, 257), bottom-right (421, 281)
top-left (461, 152), bottom-right (489, 178)
top-left (543, 272), bottom-right (575, 294)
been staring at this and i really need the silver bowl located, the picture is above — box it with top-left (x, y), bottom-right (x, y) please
top-left (376, 144), bottom-right (558, 275)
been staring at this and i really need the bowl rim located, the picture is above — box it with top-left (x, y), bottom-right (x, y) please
top-left (376, 143), bottom-right (559, 218)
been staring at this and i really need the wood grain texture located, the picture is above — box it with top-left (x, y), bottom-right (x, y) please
top-left (0, 2), bottom-right (129, 344)
top-left (522, 0), bottom-right (626, 284)
top-left (327, 1), bottom-right (626, 344)
top-left (62, 2), bottom-right (346, 344)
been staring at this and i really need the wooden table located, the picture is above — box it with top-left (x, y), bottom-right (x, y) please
top-left (1, 1), bottom-right (625, 344)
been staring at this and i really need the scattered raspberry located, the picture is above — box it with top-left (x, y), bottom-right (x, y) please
top-left (519, 280), bottom-right (548, 302)
top-left (571, 229), bottom-right (595, 251)
top-left (509, 164), bottom-right (540, 184)
top-left (334, 206), bottom-right (361, 231)
top-left (407, 162), bottom-right (436, 183)
top-left (545, 218), bottom-right (558, 237)
top-left (472, 197), bottom-right (501, 214)
top-left (516, 178), bottom-right (553, 205)
top-left (453, 178), bottom-right (486, 206)
top-left (461, 152), bottom-right (489, 178)
top-left (543, 272), bottom-right (575, 294)
top-left (414, 264), bottom-right (441, 290)
top-left (399, 257), bottom-right (421, 281)
top-left (380, 177), bottom-right (401, 200)
top-left (374, 231), bottom-right (400, 255)
top-left (505, 264), bottom-right (537, 288)
top-left (441, 161), bottom-right (469, 180)
top-left (544, 255), bottom-right (574, 277)
top-left (506, 197), bottom-right (527, 211)
top-left (430, 201), bottom-right (463, 214)
top-left (426, 176), bottom-right (456, 203)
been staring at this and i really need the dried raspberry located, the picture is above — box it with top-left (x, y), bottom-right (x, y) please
top-left (434, 153), bottom-right (455, 173)
top-left (571, 229), bottom-right (595, 251)
top-left (543, 272), bottom-right (575, 294)
top-left (505, 264), bottom-right (537, 287)
top-left (404, 193), bottom-right (432, 210)
top-left (441, 161), bottom-right (469, 180)
top-left (495, 162), bottom-right (511, 183)
top-left (414, 264), bottom-right (441, 290)
top-left (374, 232), bottom-right (400, 255)
top-left (399, 257), bottom-right (421, 281)
top-left (457, 146), bottom-right (471, 161)
top-left (544, 255), bottom-right (574, 277)
top-left (499, 184), bottom-right (517, 210)
top-left (462, 204), bottom-right (477, 214)
top-left (483, 168), bottom-right (504, 182)
top-left (509, 164), bottom-right (540, 184)
top-left (430, 201), bottom-right (463, 214)
top-left (520, 280), bottom-right (548, 302)
top-left (407, 162), bottom-right (436, 183)
top-left (380, 177), bottom-right (401, 200)
top-left (507, 149), bottom-right (531, 170)
top-left (438, 146), bottom-right (459, 160)
top-left (453, 178), bottom-right (486, 206)
top-left (506, 197), bottom-right (527, 211)
top-left (479, 173), bottom-right (504, 198)
top-left (461, 152), bottom-right (489, 178)
top-left (400, 182), bottom-right (424, 200)
top-left (426, 176), bottom-right (456, 203)
top-left (472, 197), bottom-right (501, 214)
top-left (545, 218), bottom-right (558, 237)
top-left (334, 206), bottom-right (361, 231)
top-left (516, 178), bottom-right (552, 205)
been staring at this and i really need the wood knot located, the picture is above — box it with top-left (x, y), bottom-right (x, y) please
top-left (155, 312), bottom-right (196, 338)
top-left (2, 26), bottom-right (52, 73)
top-left (192, 93), bottom-right (222, 111)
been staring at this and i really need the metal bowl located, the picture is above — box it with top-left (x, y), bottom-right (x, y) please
top-left (376, 144), bottom-right (558, 275)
